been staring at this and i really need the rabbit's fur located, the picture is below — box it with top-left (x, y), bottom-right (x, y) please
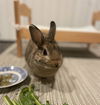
top-left (25, 21), bottom-right (63, 77)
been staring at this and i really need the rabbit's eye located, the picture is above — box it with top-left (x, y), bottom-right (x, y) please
top-left (43, 49), bottom-right (48, 56)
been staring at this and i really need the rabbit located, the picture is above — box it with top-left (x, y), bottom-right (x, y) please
top-left (25, 21), bottom-right (63, 77)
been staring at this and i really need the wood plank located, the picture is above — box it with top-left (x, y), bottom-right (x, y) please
top-left (55, 31), bottom-right (100, 43)
top-left (92, 11), bottom-right (100, 25)
top-left (20, 3), bottom-right (31, 17)
top-left (19, 28), bottom-right (100, 43)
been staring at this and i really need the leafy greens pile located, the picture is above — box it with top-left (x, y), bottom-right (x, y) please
top-left (4, 85), bottom-right (68, 105)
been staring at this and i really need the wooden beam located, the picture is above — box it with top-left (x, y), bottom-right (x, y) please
top-left (55, 31), bottom-right (100, 43)
top-left (19, 28), bottom-right (100, 43)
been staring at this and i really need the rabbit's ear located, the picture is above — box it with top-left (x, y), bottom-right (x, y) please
top-left (29, 24), bottom-right (44, 47)
top-left (48, 21), bottom-right (56, 41)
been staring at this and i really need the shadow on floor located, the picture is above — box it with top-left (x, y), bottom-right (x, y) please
top-left (0, 41), bottom-right (14, 54)
top-left (60, 47), bottom-right (100, 59)
top-left (0, 41), bottom-right (100, 59)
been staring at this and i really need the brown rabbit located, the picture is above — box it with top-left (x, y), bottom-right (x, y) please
top-left (25, 21), bottom-right (63, 77)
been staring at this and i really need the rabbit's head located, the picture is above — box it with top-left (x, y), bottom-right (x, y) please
top-left (26, 21), bottom-right (63, 77)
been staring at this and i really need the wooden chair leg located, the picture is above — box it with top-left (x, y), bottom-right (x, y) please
top-left (16, 31), bottom-right (23, 57)
top-left (87, 43), bottom-right (91, 50)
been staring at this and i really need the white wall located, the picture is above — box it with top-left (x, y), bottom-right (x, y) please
top-left (0, 0), bottom-right (16, 40)
top-left (31, 0), bottom-right (96, 27)
top-left (0, 0), bottom-right (100, 40)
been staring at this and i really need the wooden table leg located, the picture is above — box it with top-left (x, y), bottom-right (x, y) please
top-left (16, 30), bottom-right (23, 57)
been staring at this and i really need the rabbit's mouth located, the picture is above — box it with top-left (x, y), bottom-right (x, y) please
top-left (33, 59), bottom-right (62, 69)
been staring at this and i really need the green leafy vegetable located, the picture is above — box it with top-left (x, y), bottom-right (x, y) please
top-left (4, 95), bottom-right (14, 105)
top-left (46, 101), bottom-right (50, 105)
top-left (4, 85), bottom-right (68, 105)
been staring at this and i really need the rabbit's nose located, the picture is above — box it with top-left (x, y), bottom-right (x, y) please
top-left (55, 63), bottom-right (59, 68)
